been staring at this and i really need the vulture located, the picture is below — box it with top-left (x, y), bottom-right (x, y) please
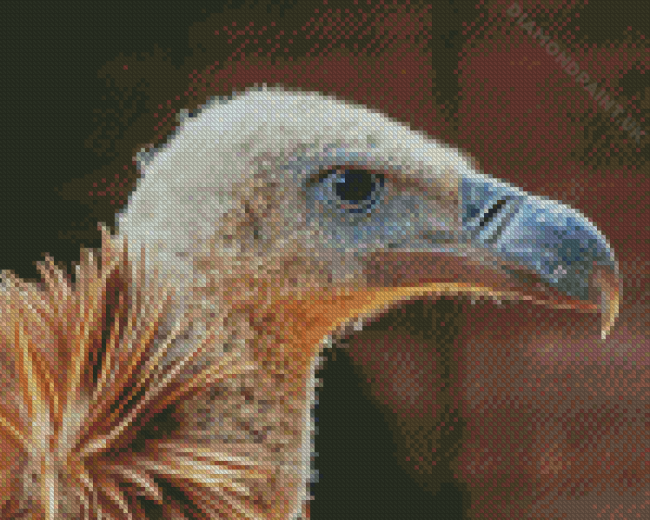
top-left (0, 86), bottom-right (620, 519)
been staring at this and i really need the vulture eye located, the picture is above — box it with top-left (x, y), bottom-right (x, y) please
top-left (316, 168), bottom-right (386, 216)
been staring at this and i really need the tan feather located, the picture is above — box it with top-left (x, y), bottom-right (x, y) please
top-left (0, 226), bottom-right (306, 519)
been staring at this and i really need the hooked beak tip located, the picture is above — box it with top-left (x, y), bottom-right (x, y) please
top-left (594, 266), bottom-right (621, 340)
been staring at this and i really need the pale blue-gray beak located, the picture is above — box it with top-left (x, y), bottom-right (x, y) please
top-left (365, 171), bottom-right (620, 339)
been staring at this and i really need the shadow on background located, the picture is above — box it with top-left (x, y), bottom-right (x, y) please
top-left (314, 346), bottom-right (468, 520)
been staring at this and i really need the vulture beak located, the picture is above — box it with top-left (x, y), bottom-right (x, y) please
top-left (364, 170), bottom-right (621, 338)
top-left (270, 167), bottom-right (620, 368)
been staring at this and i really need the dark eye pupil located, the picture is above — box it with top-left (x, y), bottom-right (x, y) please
top-left (334, 170), bottom-right (378, 203)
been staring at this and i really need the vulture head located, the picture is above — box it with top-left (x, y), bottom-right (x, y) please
top-left (0, 86), bottom-right (620, 519)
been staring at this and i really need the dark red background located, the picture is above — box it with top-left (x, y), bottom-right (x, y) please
top-left (0, 1), bottom-right (646, 518)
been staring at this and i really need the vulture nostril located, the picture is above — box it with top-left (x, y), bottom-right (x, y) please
top-left (479, 199), bottom-right (507, 228)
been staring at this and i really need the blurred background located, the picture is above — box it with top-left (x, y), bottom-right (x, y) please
top-left (1, 1), bottom-right (647, 518)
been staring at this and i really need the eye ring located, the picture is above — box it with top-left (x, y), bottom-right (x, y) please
top-left (318, 167), bottom-right (386, 215)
